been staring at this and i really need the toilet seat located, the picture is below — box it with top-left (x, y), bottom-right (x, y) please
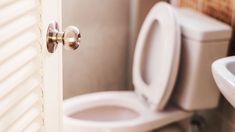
top-left (64, 91), bottom-right (193, 132)
top-left (64, 2), bottom-right (186, 132)
top-left (133, 1), bottom-right (181, 111)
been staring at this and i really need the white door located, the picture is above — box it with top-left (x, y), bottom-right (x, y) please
top-left (0, 0), bottom-right (63, 131)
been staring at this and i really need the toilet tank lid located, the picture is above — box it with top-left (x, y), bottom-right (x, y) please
top-left (178, 8), bottom-right (232, 41)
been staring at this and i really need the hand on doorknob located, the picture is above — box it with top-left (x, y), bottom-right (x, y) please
top-left (47, 21), bottom-right (81, 53)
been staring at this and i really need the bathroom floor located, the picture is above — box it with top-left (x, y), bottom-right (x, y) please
top-left (153, 123), bottom-right (185, 132)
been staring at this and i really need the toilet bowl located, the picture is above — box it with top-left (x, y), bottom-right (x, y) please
top-left (64, 2), bottom-right (186, 131)
top-left (64, 92), bottom-right (192, 132)
top-left (64, 2), bottom-right (232, 132)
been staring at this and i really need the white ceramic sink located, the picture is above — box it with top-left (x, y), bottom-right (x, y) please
top-left (212, 56), bottom-right (235, 108)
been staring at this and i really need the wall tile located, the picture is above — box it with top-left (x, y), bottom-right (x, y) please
top-left (232, 0), bottom-right (235, 26)
top-left (180, 0), bottom-right (233, 24)
top-left (179, 0), bottom-right (200, 10)
top-left (201, 0), bottom-right (233, 24)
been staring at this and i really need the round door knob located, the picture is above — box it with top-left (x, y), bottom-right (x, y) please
top-left (63, 26), bottom-right (81, 50)
top-left (46, 21), bottom-right (81, 53)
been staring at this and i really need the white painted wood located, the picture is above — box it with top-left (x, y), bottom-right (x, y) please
top-left (41, 0), bottom-right (62, 131)
top-left (0, 0), bottom-right (62, 131)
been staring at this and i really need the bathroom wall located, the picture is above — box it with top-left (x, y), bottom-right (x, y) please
top-left (62, 0), bottom-right (164, 99)
top-left (62, 0), bottom-right (130, 99)
top-left (62, 0), bottom-right (234, 131)
top-left (176, 0), bottom-right (235, 132)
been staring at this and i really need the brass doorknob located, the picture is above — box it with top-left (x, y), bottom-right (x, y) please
top-left (47, 21), bottom-right (81, 53)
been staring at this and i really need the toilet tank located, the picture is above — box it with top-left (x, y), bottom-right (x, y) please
top-left (173, 8), bottom-right (232, 111)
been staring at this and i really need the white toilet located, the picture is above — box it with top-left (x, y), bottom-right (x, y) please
top-left (64, 2), bottom-right (232, 132)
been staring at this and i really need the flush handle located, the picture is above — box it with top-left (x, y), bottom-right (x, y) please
top-left (47, 21), bottom-right (81, 53)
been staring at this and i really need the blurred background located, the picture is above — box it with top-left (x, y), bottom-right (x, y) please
top-left (62, 0), bottom-right (235, 131)
top-left (62, 0), bottom-right (162, 99)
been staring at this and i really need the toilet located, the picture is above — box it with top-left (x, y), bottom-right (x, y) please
top-left (64, 2), bottom-right (232, 132)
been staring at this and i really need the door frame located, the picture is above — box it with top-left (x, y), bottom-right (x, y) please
top-left (41, 0), bottom-right (63, 131)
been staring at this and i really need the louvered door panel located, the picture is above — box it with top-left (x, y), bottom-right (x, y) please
top-left (0, 0), bottom-right (44, 131)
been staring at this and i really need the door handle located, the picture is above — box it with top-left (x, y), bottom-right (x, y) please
top-left (46, 21), bottom-right (81, 53)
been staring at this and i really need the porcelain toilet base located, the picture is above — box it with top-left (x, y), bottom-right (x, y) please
top-left (63, 91), bottom-right (192, 132)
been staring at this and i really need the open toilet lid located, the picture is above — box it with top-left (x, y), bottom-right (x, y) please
top-left (133, 2), bottom-right (181, 111)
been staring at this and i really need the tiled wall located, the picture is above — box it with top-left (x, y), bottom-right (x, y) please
top-left (177, 0), bottom-right (235, 132)
top-left (179, 0), bottom-right (234, 24)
